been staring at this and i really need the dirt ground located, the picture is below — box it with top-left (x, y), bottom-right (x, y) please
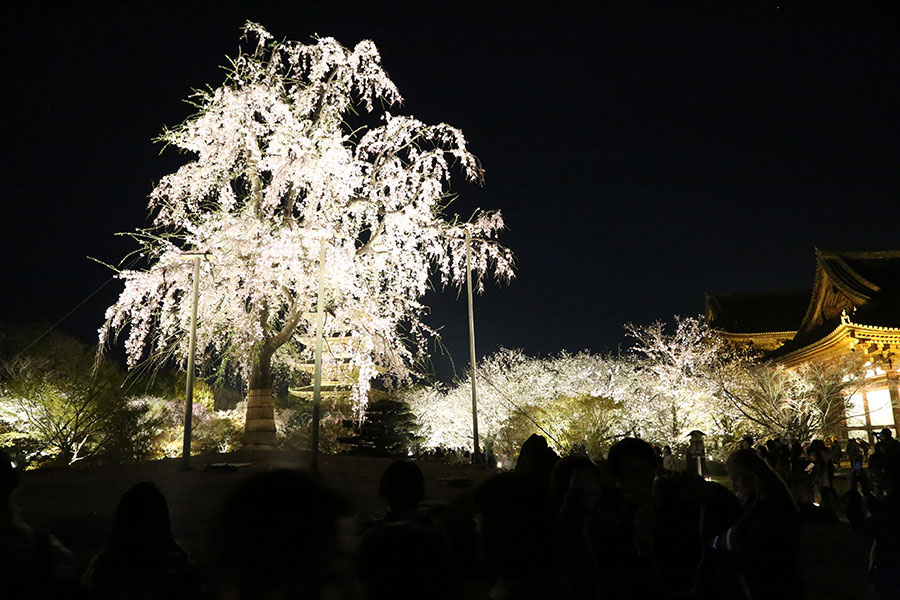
top-left (14, 451), bottom-right (876, 599)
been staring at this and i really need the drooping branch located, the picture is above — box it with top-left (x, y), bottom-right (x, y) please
top-left (355, 220), bottom-right (385, 257)
top-left (310, 68), bottom-right (340, 130)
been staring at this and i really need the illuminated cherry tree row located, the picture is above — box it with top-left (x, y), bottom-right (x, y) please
top-left (407, 317), bottom-right (862, 455)
top-left (406, 324), bottom-right (734, 453)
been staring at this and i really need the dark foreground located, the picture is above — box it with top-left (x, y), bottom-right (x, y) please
top-left (14, 450), bottom-right (875, 599)
top-left (17, 451), bottom-right (490, 562)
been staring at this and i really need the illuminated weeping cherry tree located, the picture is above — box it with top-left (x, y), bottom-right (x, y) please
top-left (100, 23), bottom-right (513, 448)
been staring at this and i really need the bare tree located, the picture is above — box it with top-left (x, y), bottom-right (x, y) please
top-left (716, 356), bottom-right (866, 442)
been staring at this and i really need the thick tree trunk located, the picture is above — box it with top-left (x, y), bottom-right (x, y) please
top-left (242, 301), bottom-right (304, 450)
top-left (244, 350), bottom-right (277, 449)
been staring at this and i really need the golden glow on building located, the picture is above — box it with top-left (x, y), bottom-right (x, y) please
top-left (706, 250), bottom-right (900, 441)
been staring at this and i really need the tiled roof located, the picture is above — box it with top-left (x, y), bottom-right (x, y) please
top-left (707, 250), bottom-right (900, 360)
top-left (766, 315), bottom-right (842, 360)
top-left (706, 290), bottom-right (810, 334)
top-left (797, 249), bottom-right (900, 333)
top-left (818, 249), bottom-right (900, 296)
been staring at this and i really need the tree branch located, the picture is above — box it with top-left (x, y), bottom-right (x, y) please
top-left (248, 159), bottom-right (264, 218)
top-left (264, 300), bottom-right (305, 355)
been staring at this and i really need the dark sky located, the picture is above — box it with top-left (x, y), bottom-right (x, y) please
top-left (3, 1), bottom-right (899, 381)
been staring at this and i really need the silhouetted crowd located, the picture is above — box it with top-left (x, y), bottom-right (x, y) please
top-left (1, 429), bottom-right (898, 600)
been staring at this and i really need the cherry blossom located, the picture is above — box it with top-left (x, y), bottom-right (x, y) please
top-left (100, 23), bottom-right (513, 441)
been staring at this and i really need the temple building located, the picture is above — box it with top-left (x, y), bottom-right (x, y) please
top-left (706, 249), bottom-right (900, 442)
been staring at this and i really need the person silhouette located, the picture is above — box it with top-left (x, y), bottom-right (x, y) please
top-left (208, 469), bottom-right (354, 600)
top-left (475, 471), bottom-right (564, 599)
top-left (515, 434), bottom-right (560, 491)
top-left (358, 520), bottom-right (457, 600)
top-left (379, 460), bottom-right (431, 526)
top-left (83, 481), bottom-right (192, 599)
top-left (718, 448), bottom-right (802, 599)
top-left (0, 449), bottom-right (77, 599)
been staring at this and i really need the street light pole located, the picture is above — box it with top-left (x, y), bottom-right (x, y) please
top-left (181, 251), bottom-right (211, 470)
top-left (465, 226), bottom-right (481, 464)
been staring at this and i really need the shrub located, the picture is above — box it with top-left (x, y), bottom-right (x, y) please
top-left (0, 329), bottom-right (157, 466)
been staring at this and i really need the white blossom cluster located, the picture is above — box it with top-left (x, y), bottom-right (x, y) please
top-left (405, 348), bottom-right (634, 451)
top-left (100, 23), bottom-right (513, 417)
top-left (624, 316), bottom-right (740, 444)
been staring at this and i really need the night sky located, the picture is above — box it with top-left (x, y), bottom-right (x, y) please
top-left (3, 2), bottom-right (899, 381)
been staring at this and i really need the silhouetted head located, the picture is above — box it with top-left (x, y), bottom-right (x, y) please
top-left (608, 437), bottom-right (658, 500)
top-left (521, 433), bottom-right (548, 452)
top-left (726, 448), bottom-right (795, 508)
top-left (211, 469), bottom-right (351, 599)
top-left (109, 482), bottom-right (176, 551)
top-left (515, 434), bottom-right (560, 489)
top-left (808, 439), bottom-right (826, 455)
top-left (549, 455), bottom-right (595, 511)
top-left (379, 460), bottom-right (425, 513)
top-left (879, 428), bottom-right (894, 441)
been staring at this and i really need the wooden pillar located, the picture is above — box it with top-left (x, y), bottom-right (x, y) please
top-left (861, 389), bottom-right (874, 445)
top-left (888, 372), bottom-right (900, 435)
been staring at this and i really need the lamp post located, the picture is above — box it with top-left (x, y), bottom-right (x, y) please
top-left (311, 236), bottom-right (327, 472)
top-left (465, 226), bottom-right (481, 465)
top-left (181, 251), bottom-right (212, 469)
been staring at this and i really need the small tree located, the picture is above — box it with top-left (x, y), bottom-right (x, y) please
top-left (100, 23), bottom-right (513, 447)
top-left (498, 393), bottom-right (622, 459)
top-left (339, 397), bottom-right (423, 457)
top-left (0, 330), bottom-right (160, 466)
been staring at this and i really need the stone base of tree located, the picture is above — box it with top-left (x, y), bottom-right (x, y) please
top-left (243, 388), bottom-right (277, 449)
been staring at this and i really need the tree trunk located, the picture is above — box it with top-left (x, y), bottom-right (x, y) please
top-left (244, 350), bottom-right (277, 449)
